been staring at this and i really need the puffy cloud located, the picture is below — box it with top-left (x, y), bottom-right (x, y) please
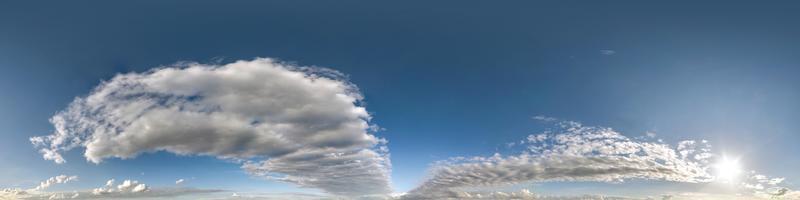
top-left (739, 172), bottom-right (796, 198)
top-left (82, 179), bottom-right (221, 199)
top-left (1, 188), bottom-right (29, 200)
top-left (32, 175), bottom-right (79, 191)
top-left (91, 179), bottom-right (148, 195)
top-left (407, 121), bottom-right (714, 198)
top-left (1, 176), bottom-right (78, 200)
top-left (90, 179), bottom-right (114, 195)
top-left (85, 187), bottom-right (221, 199)
top-left (14, 181), bottom-right (223, 200)
top-left (29, 58), bottom-right (391, 196)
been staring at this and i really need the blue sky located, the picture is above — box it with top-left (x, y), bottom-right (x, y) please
top-left (2, 1), bottom-right (800, 199)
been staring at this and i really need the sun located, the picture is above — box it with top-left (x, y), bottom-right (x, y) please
top-left (714, 156), bottom-right (743, 183)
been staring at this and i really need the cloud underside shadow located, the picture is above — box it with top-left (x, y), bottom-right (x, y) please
top-left (29, 58), bottom-right (392, 197)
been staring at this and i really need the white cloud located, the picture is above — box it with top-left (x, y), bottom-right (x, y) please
top-left (46, 192), bottom-right (79, 200)
top-left (1, 188), bottom-right (29, 200)
top-left (645, 131), bottom-right (657, 138)
top-left (768, 177), bottom-right (785, 185)
top-left (1, 176), bottom-right (78, 200)
top-left (398, 188), bottom-right (646, 200)
top-left (29, 58), bottom-right (391, 197)
top-left (222, 192), bottom-right (332, 200)
top-left (399, 189), bottom-right (538, 200)
top-left (402, 120), bottom-right (800, 200)
top-left (17, 180), bottom-right (223, 200)
top-left (407, 121), bottom-right (715, 198)
top-left (532, 115), bottom-right (557, 122)
top-left (664, 190), bottom-right (800, 200)
top-left (33, 175), bottom-right (79, 191)
top-left (91, 179), bottom-right (148, 195)
top-left (175, 179), bottom-right (184, 185)
top-left (1, 174), bottom-right (78, 199)
top-left (600, 50), bottom-right (616, 55)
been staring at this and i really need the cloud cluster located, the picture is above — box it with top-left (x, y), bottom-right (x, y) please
top-left (33, 175), bottom-right (78, 191)
top-left (743, 173), bottom-right (785, 190)
top-left (398, 188), bottom-right (645, 200)
top-left (92, 179), bottom-right (149, 195)
top-left (662, 191), bottom-right (800, 200)
top-left (407, 121), bottom-right (715, 198)
top-left (59, 178), bottom-right (217, 199)
top-left (46, 192), bottom-right (79, 200)
top-left (29, 58), bottom-right (391, 196)
top-left (3, 186), bottom-right (222, 200)
top-left (1, 175), bottom-right (78, 200)
top-left (399, 189), bottom-right (537, 200)
top-left (1, 188), bottom-right (28, 200)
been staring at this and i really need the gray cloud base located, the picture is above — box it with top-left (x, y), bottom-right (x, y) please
top-left (29, 58), bottom-right (392, 196)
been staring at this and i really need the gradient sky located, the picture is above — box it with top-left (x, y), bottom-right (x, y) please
top-left (2, 1), bottom-right (800, 199)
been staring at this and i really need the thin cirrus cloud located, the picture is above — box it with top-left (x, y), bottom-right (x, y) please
top-left (28, 58), bottom-right (392, 197)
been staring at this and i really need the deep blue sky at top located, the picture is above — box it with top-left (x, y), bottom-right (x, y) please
top-left (1, 0), bottom-right (800, 194)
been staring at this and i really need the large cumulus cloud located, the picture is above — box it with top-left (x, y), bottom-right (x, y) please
top-left (405, 121), bottom-right (715, 199)
top-left (29, 58), bottom-right (391, 196)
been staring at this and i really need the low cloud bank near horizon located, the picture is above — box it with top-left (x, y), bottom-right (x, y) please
top-left (402, 120), bottom-right (798, 200)
top-left (9, 119), bottom-right (800, 199)
top-left (28, 58), bottom-right (392, 197)
top-left (0, 175), bottom-right (224, 200)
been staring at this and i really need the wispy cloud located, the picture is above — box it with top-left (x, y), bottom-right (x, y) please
top-left (400, 120), bottom-right (800, 200)
top-left (33, 175), bottom-right (78, 191)
top-left (405, 121), bottom-right (716, 199)
top-left (28, 58), bottom-right (392, 197)
top-left (600, 50), bottom-right (616, 55)
top-left (532, 115), bottom-right (557, 122)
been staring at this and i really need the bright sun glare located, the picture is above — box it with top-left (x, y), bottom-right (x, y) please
top-left (714, 156), bottom-right (742, 182)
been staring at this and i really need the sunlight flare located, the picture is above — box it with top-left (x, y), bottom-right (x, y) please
top-left (714, 156), bottom-right (742, 183)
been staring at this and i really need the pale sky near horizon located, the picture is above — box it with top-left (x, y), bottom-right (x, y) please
top-left (2, 1), bottom-right (800, 199)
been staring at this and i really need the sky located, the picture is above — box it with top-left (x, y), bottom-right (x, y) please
top-left (1, 1), bottom-right (800, 200)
